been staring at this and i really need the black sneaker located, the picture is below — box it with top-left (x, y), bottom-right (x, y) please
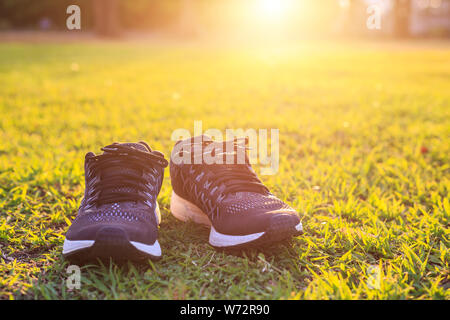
top-left (63, 142), bottom-right (168, 262)
top-left (169, 136), bottom-right (303, 249)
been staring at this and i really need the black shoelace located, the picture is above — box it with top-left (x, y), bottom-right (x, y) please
top-left (206, 163), bottom-right (268, 195)
top-left (182, 139), bottom-right (269, 199)
top-left (87, 144), bottom-right (168, 206)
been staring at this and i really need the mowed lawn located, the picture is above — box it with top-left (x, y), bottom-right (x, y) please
top-left (0, 40), bottom-right (448, 300)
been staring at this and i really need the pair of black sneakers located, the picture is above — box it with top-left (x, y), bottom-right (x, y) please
top-left (63, 136), bottom-right (303, 262)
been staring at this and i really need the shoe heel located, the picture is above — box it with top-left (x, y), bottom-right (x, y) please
top-left (170, 191), bottom-right (211, 226)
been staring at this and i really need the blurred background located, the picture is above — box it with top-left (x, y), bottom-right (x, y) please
top-left (0, 0), bottom-right (449, 40)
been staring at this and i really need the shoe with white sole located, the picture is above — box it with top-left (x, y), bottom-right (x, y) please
top-left (169, 135), bottom-right (303, 249)
top-left (63, 142), bottom-right (168, 262)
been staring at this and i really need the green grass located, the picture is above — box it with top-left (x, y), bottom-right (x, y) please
top-left (0, 40), bottom-right (449, 300)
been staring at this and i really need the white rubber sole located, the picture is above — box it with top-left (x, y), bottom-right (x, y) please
top-left (170, 191), bottom-right (302, 248)
top-left (62, 238), bottom-right (162, 257)
top-left (170, 191), bottom-right (211, 226)
top-left (62, 239), bottom-right (94, 254)
top-left (209, 227), bottom-right (264, 247)
top-left (130, 240), bottom-right (161, 257)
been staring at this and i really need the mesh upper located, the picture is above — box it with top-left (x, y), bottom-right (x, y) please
top-left (85, 203), bottom-right (152, 223)
top-left (66, 142), bottom-right (164, 244)
top-left (222, 192), bottom-right (295, 215)
top-left (85, 143), bottom-right (157, 221)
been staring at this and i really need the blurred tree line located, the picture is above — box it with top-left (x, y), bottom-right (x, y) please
top-left (0, 0), bottom-right (443, 38)
top-left (0, 0), bottom-right (87, 29)
top-left (0, 0), bottom-right (182, 34)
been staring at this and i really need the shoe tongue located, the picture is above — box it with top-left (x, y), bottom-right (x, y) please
top-left (109, 142), bottom-right (150, 153)
top-left (100, 142), bottom-right (147, 187)
top-left (175, 135), bottom-right (212, 149)
top-left (174, 135), bottom-right (252, 165)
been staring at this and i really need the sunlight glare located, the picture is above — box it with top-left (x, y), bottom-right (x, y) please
top-left (257, 0), bottom-right (292, 21)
